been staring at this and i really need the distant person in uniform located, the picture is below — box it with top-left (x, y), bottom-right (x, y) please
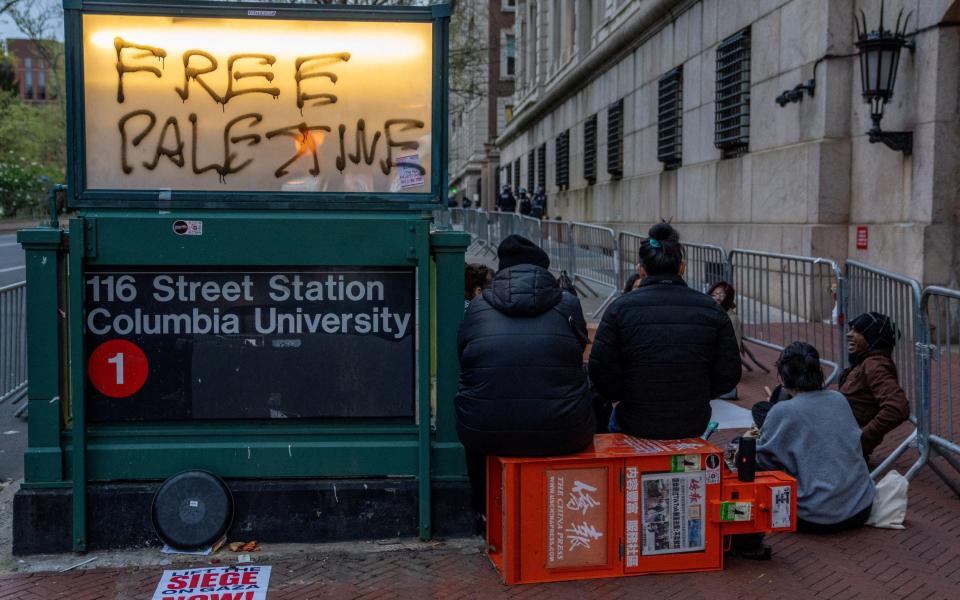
top-left (496, 185), bottom-right (516, 212)
top-left (531, 187), bottom-right (547, 219)
top-left (463, 263), bottom-right (494, 311)
top-left (518, 188), bottom-right (532, 216)
top-left (839, 312), bottom-right (910, 460)
top-left (456, 235), bottom-right (595, 532)
top-left (461, 195), bottom-right (472, 209)
top-left (588, 222), bottom-right (741, 439)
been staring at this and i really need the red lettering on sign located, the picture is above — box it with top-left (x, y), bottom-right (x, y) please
top-left (241, 571), bottom-right (258, 585)
top-left (87, 339), bottom-right (149, 398)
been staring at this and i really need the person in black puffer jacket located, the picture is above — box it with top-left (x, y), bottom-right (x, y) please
top-left (457, 235), bottom-right (595, 524)
top-left (589, 222), bottom-right (741, 439)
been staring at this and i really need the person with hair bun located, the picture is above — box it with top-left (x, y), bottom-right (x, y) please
top-left (464, 263), bottom-right (494, 311)
top-left (756, 342), bottom-right (875, 533)
top-left (588, 222), bottom-right (742, 439)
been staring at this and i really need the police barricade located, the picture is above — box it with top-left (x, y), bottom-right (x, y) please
top-left (517, 215), bottom-right (543, 246)
top-left (449, 207), bottom-right (465, 231)
top-left (844, 260), bottom-right (927, 480)
top-left (432, 208), bottom-right (451, 229)
top-left (570, 222), bottom-right (620, 317)
top-left (617, 231), bottom-right (645, 290)
top-left (730, 250), bottom-right (844, 385)
top-left (919, 287), bottom-right (960, 493)
top-left (682, 242), bottom-right (730, 295)
top-left (0, 282), bottom-right (28, 412)
top-left (463, 209), bottom-right (495, 256)
top-left (541, 219), bottom-right (574, 277)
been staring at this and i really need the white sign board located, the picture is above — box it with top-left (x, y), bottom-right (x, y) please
top-left (151, 565), bottom-right (271, 600)
top-left (82, 14), bottom-right (433, 194)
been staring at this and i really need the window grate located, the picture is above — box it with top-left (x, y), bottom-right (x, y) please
top-left (606, 98), bottom-right (624, 179)
top-left (527, 150), bottom-right (535, 191)
top-left (584, 114), bottom-right (597, 184)
top-left (513, 158), bottom-right (521, 190)
top-left (555, 130), bottom-right (570, 189)
top-left (715, 28), bottom-right (751, 158)
top-left (657, 67), bottom-right (683, 170)
top-left (537, 143), bottom-right (546, 191)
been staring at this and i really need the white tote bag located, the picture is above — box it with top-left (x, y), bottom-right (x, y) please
top-left (866, 470), bottom-right (909, 529)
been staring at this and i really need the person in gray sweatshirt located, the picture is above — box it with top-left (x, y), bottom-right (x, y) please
top-left (757, 342), bottom-right (876, 533)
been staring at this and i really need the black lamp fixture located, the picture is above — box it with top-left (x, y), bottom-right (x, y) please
top-left (855, 1), bottom-right (914, 155)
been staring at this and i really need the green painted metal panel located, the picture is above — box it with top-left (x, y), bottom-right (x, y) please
top-left (18, 229), bottom-right (66, 483)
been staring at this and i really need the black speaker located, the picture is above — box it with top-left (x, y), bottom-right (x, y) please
top-left (736, 437), bottom-right (757, 482)
top-left (152, 470), bottom-right (234, 550)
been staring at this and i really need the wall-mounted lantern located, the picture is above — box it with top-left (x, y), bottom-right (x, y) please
top-left (855, 3), bottom-right (914, 155)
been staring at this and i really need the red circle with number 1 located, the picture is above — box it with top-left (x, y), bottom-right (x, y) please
top-left (88, 340), bottom-right (149, 398)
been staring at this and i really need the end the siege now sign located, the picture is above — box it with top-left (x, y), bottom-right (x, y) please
top-left (84, 268), bottom-right (416, 421)
top-left (152, 566), bottom-right (271, 600)
top-left (80, 12), bottom-right (433, 194)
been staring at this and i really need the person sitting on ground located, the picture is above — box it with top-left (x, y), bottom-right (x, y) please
top-left (463, 263), bottom-right (494, 311)
top-left (622, 273), bottom-right (642, 294)
top-left (708, 281), bottom-right (742, 400)
top-left (588, 222), bottom-right (741, 439)
top-left (757, 342), bottom-right (875, 534)
top-left (839, 312), bottom-right (910, 460)
top-left (456, 235), bottom-right (595, 530)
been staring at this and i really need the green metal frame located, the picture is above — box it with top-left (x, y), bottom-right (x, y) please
top-left (16, 0), bottom-right (467, 553)
top-left (63, 0), bottom-right (451, 210)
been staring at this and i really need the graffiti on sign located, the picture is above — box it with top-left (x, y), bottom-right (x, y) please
top-left (82, 14), bottom-right (433, 193)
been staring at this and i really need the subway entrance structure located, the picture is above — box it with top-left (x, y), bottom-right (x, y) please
top-left (15, 0), bottom-right (469, 553)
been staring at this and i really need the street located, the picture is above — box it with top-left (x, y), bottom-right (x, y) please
top-left (0, 232), bottom-right (25, 481)
top-left (0, 233), bottom-right (24, 289)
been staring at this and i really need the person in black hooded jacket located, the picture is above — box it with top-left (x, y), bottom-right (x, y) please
top-left (456, 234), bottom-right (595, 525)
top-left (589, 222), bottom-right (741, 440)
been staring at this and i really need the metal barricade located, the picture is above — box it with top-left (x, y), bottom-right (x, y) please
top-left (463, 209), bottom-right (494, 256)
top-left (617, 231), bottom-right (645, 290)
top-left (570, 222), bottom-right (620, 317)
top-left (0, 282), bottom-right (28, 409)
top-left (730, 250), bottom-right (844, 384)
top-left (449, 207), bottom-right (465, 231)
top-left (517, 215), bottom-right (542, 246)
top-left (489, 212), bottom-right (523, 249)
top-left (844, 260), bottom-right (927, 479)
top-left (541, 220), bottom-right (574, 277)
top-left (920, 287), bottom-right (960, 492)
top-left (682, 242), bottom-right (730, 295)
top-left (432, 208), bottom-right (451, 229)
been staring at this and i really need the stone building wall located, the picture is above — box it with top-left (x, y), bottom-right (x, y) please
top-left (496, 0), bottom-right (960, 285)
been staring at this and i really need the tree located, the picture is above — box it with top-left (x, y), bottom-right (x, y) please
top-left (0, 47), bottom-right (16, 94)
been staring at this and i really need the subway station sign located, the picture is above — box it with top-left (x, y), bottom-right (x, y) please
top-left (84, 268), bottom-right (416, 421)
top-left (76, 11), bottom-right (436, 198)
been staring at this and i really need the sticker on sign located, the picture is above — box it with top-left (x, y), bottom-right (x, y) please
top-left (151, 566), bottom-right (271, 600)
top-left (172, 220), bottom-right (203, 236)
top-left (771, 485), bottom-right (792, 528)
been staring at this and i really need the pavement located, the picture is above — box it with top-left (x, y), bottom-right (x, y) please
top-left (0, 248), bottom-right (958, 598)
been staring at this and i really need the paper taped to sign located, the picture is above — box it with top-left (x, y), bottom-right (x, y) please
top-left (771, 485), bottom-right (792, 528)
top-left (151, 565), bottom-right (271, 600)
top-left (720, 501), bottom-right (752, 522)
top-left (641, 471), bottom-right (706, 556)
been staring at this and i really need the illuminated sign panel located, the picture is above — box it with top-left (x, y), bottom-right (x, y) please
top-left (81, 14), bottom-right (434, 194)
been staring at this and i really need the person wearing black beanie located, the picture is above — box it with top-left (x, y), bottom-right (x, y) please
top-left (497, 234), bottom-right (550, 270)
top-left (838, 312), bottom-right (910, 459)
top-left (456, 234), bottom-right (594, 534)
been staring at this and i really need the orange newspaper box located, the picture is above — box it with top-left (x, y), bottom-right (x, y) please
top-left (486, 434), bottom-right (797, 585)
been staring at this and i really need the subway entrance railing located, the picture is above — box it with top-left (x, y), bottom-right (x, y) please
top-left (435, 207), bottom-right (960, 493)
